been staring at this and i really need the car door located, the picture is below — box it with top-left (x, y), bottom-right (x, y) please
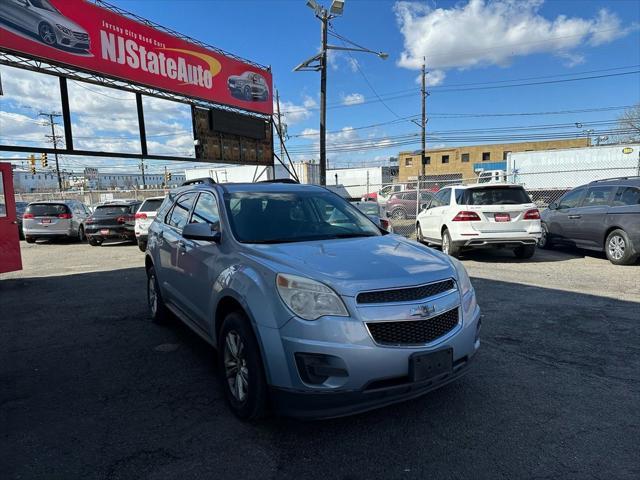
top-left (572, 185), bottom-right (616, 249)
top-left (422, 188), bottom-right (450, 241)
top-left (0, 163), bottom-right (23, 274)
top-left (157, 192), bottom-right (197, 306)
top-left (0, 0), bottom-right (27, 25)
top-left (547, 187), bottom-right (586, 244)
top-left (173, 191), bottom-right (224, 331)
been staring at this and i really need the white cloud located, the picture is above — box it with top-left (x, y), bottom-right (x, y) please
top-left (342, 93), bottom-right (365, 105)
top-left (277, 95), bottom-right (317, 125)
top-left (394, 0), bottom-right (636, 71)
top-left (415, 69), bottom-right (446, 86)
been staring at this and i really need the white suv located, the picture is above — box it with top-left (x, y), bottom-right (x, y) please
top-left (134, 196), bottom-right (165, 251)
top-left (416, 184), bottom-right (541, 258)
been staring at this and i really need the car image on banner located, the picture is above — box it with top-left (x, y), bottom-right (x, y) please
top-left (0, 0), bottom-right (273, 115)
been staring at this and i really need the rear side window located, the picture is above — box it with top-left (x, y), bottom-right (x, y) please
top-left (167, 193), bottom-right (197, 230)
top-left (558, 188), bottom-right (585, 209)
top-left (613, 186), bottom-right (640, 206)
top-left (582, 186), bottom-right (615, 207)
top-left (463, 187), bottom-right (530, 205)
top-left (139, 198), bottom-right (164, 212)
top-left (26, 203), bottom-right (69, 216)
top-left (95, 205), bottom-right (133, 215)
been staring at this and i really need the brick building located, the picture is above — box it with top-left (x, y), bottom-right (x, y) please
top-left (398, 138), bottom-right (589, 182)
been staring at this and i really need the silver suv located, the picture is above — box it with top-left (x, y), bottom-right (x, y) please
top-left (145, 179), bottom-right (481, 419)
top-left (22, 200), bottom-right (90, 243)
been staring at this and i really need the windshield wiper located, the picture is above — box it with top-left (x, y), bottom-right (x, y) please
top-left (328, 233), bottom-right (377, 239)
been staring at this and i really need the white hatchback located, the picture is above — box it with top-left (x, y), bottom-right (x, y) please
top-left (416, 184), bottom-right (542, 258)
top-left (134, 196), bottom-right (165, 251)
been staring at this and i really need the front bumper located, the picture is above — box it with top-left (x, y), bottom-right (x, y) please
top-left (270, 354), bottom-right (474, 419)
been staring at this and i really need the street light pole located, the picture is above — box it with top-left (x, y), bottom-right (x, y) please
top-left (319, 10), bottom-right (328, 185)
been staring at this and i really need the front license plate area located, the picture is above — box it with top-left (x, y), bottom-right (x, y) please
top-left (410, 348), bottom-right (453, 382)
top-left (494, 213), bottom-right (511, 222)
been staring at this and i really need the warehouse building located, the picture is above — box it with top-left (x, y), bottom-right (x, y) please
top-left (398, 138), bottom-right (589, 182)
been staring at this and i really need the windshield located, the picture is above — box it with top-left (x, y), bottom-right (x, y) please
top-left (30, 0), bottom-right (60, 13)
top-left (26, 203), bottom-right (69, 216)
top-left (139, 199), bottom-right (164, 212)
top-left (225, 190), bottom-right (381, 244)
top-left (352, 202), bottom-right (379, 216)
top-left (95, 205), bottom-right (134, 216)
top-left (463, 187), bottom-right (531, 205)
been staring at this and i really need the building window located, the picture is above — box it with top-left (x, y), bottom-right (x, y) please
top-left (461, 153), bottom-right (470, 163)
top-left (442, 155), bottom-right (449, 164)
top-left (503, 151), bottom-right (511, 161)
top-left (424, 156), bottom-right (431, 165)
top-left (482, 152), bottom-right (491, 161)
top-left (405, 157), bottom-right (413, 167)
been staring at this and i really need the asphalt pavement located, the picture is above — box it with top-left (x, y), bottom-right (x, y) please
top-left (1, 241), bottom-right (638, 479)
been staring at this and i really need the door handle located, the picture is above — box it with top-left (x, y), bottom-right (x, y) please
top-left (568, 215), bottom-right (581, 219)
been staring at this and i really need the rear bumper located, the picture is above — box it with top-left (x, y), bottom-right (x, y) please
top-left (270, 354), bottom-right (474, 419)
top-left (86, 227), bottom-right (135, 240)
top-left (23, 229), bottom-right (73, 238)
top-left (461, 237), bottom-right (538, 248)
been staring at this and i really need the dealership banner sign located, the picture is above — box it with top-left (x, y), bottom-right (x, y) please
top-left (0, 0), bottom-right (273, 114)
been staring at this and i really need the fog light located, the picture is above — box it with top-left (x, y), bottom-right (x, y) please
top-left (295, 353), bottom-right (348, 385)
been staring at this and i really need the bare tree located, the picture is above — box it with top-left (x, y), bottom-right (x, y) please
top-left (616, 104), bottom-right (640, 143)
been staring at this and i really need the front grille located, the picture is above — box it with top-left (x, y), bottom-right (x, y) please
top-left (73, 32), bottom-right (89, 41)
top-left (366, 308), bottom-right (459, 346)
top-left (356, 279), bottom-right (455, 304)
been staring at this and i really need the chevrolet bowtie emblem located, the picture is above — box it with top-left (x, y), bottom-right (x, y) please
top-left (410, 304), bottom-right (436, 318)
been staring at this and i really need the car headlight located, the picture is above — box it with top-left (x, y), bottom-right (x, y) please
top-left (56, 24), bottom-right (72, 35)
top-left (449, 258), bottom-right (476, 316)
top-left (276, 273), bottom-right (348, 321)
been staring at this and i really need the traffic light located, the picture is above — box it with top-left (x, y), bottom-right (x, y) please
top-left (167, 172), bottom-right (172, 181)
top-left (41, 152), bottom-right (48, 168)
top-left (29, 154), bottom-right (36, 174)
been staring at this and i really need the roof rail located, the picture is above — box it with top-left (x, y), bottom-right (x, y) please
top-left (181, 177), bottom-right (216, 186)
top-left (590, 176), bottom-right (640, 183)
top-left (258, 178), bottom-right (300, 184)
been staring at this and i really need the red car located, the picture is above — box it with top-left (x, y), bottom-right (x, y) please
top-left (385, 190), bottom-right (434, 220)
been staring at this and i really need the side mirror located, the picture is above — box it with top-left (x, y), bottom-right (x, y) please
top-left (548, 202), bottom-right (558, 210)
top-left (183, 223), bottom-right (221, 242)
top-left (420, 203), bottom-right (428, 211)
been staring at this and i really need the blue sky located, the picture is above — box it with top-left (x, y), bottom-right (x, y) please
top-left (1, 0), bottom-right (639, 175)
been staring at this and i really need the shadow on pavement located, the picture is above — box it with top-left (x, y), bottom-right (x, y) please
top-left (1, 268), bottom-right (638, 479)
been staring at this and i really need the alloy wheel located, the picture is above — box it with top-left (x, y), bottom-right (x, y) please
top-left (442, 234), bottom-right (450, 254)
top-left (224, 330), bottom-right (249, 402)
top-left (148, 276), bottom-right (158, 317)
top-left (608, 235), bottom-right (625, 260)
top-left (39, 24), bottom-right (56, 45)
top-left (538, 225), bottom-right (547, 247)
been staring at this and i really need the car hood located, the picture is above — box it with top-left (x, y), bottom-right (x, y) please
top-left (244, 234), bottom-right (457, 297)
top-left (34, 8), bottom-right (86, 33)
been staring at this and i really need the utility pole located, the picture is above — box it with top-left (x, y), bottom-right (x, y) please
top-left (39, 112), bottom-right (63, 192)
top-left (420, 58), bottom-right (427, 179)
top-left (140, 159), bottom-right (146, 189)
top-left (275, 89), bottom-right (286, 165)
top-left (319, 9), bottom-right (328, 185)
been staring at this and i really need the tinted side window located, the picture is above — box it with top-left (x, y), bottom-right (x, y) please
top-left (454, 189), bottom-right (465, 204)
top-left (167, 193), bottom-right (197, 230)
top-left (404, 192), bottom-right (417, 201)
top-left (439, 188), bottom-right (451, 206)
top-left (558, 188), bottom-right (584, 209)
top-left (190, 193), bottom-right (220, 231)
top-left (582, 186), bottom-right (615, 207)
top-left (613, 187), bottom-right (640, 206)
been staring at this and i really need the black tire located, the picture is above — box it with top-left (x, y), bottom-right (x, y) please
top-left (77, 226), bottom-right (86, 243)
top-left (390, 208), bottom-right (407, 220)
top-left (243, 85), bottom-right (252, 101)
top-left (441, 229), bottom-right (460, 258)
top-left (605, 229), bottom-right (636, 265)
top-left (38, 22), bottom-right (57, 46)
top-left (416, 222), bottom-right (424, 243)
top-left (138, 240), bottom-right (148, 252)
top-left (147, 265), bottom-right (170, 324)
top-left (538, 223), bottom-right (552, 249)
top-left (514, 244), bottom-right (536, 259)
top-left (88, 237), bottom-right (102, 247)
top-left (218, 311), bottom-right (268, 420)
top-left (25, 236), bottom-right (35, 244)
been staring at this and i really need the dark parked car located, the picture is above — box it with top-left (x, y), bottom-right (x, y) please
top-left (85, 201), bottom-right (141, 246)
top-left (15, 201), bottom-right (28, 239)
top-left (539, 177), bottom-right (640, 265)
top-left (227, 71), bottom-right (269, 101)
top-left (385, 191), bottom-right (434, 220)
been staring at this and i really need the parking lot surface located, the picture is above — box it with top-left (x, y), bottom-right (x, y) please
top-left (1, 241), bottom-right (639, 479)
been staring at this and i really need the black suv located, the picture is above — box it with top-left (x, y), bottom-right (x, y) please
top-left (539, 177), bottom-right (640, 265)
top-left (85, 200), bottom-right (142, 246)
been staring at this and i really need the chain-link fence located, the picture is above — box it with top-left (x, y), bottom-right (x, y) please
top-left (15, 189), bottom-right (168, 207)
